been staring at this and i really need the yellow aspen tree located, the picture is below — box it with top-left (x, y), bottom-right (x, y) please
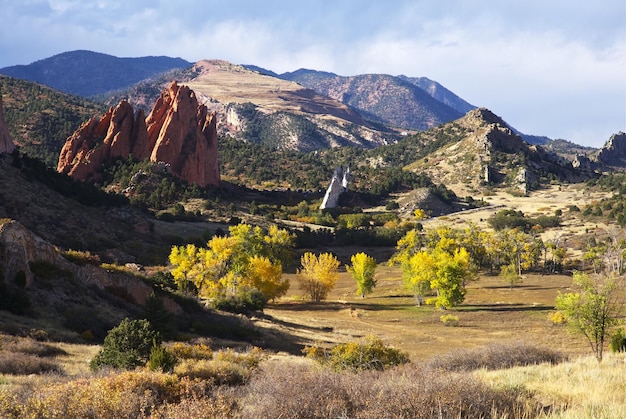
top-left (346, 252), bottom-right (377, 298)
top-left (297, 252), bottom-right (340, 302)
top-left (245, 255), bottom-right (289, 301)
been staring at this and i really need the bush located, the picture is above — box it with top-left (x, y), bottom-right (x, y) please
top-left (304, 336), bottom-right (410, 371)
top-left (174, 347), bottom-right (265, 385)
top-left (610, 328), bottom-right (626, 353)
top-left (148, 344), bottom-right (178, 372)
top-left (169, 340), bottom-right (214, 360)
top-left (90, 318), bottom-right (161, 371)
top-left (427, 342), bottom-right (566, 372)
top-left (211, 289), bottom-right (267, 313)
top-left (440, 314), bottom-right (459, 326)
top-left (239, 361), bottom-right (537, 419)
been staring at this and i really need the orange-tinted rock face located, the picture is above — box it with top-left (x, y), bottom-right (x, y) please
top-left (0, 93), bottom-right (16, 154)
top-left (57, 82), bottom-right (219, 187)
top-left (146, 82), bottom-right (219, 187)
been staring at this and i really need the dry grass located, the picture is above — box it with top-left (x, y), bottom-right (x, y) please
top-left (262, 266), bottom-right (587, 361)
top-left (477, 353), bottom-right (626, 418)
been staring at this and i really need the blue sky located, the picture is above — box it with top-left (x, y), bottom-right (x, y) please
top-left (0, 0), bottom-right (624, 147)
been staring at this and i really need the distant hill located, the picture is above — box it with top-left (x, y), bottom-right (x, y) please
top-left (0, 75), bottom-right (106, 166)
top-left (278, 69), bottom-right (464, 130)
top-left (396, 75), bottom-right (475, 114)
top-left (0, 50), bottom-right (191, 97)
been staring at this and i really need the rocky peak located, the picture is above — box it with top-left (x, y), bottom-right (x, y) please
top-left (57, 81), bottom-right (219, 187)
top-left (0, 91), bottom-right (16, 154)
top-left (595, 131), bottom-right (626, 167)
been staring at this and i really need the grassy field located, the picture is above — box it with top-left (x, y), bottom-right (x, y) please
top-left (260, 264), bottom-right (589, 361)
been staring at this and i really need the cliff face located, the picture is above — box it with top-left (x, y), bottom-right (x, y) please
top-left (0, 92), bottom-right (16, 154)
top-left (58, 82), bottom-right (219, 187)
top-left (595, 132), bottom-right (626, 167)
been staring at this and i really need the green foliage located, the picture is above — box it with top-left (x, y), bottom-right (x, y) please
top-left (211, 289), bottom-right (268, 313)
top-left (147, 343), bottom-right (178, 372)
top-left (1, 75), bottom-right (106, 167)
top-left (555, 272), bottom-right (624, 361)
top-left (609, 328), bottom-right (626, 353)
top-left (346, 252), bottom-right (377, 298)
top-left (488, 209), bottom-right (560, 232)
top-left (142, 292), bottom-right (175, 339)
top-left (90, 318), bottom-right (161, 371)
top-left (10, 151), bottom-right (127, 207)
top-left (304, 336), bottom-right (410, 371)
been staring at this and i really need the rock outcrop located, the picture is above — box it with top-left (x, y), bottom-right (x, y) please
top-left (0, 219), bottom-right (67, 288)
top-left (320, 167), bottom-right (350, 209)
top-left (0, 219), bottom-right (182, 313)
top-left (0, 92), bottom-right (16, 154)
top-left (595, 132), bottom-right (626, 167)
top-left (58, 81), bottom-right (219, 187)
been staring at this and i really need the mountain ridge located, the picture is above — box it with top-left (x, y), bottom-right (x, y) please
top-left (0, 50), bottom-right (191, 97)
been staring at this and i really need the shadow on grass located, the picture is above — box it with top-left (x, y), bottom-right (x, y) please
top-left (457, 303), bottom-right (554, 312)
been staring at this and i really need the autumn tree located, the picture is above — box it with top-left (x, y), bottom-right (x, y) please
top-left (394, 226), bottom-right (476, 308)
top-left (346, 252), bottom-right (377, 298)
top-left (402, 250), bottom-right (436, 306)
top-left (427, 248), bottom-right (474, 308)
top-left (168, 223), bottom-right (294, 302)
top-left (168, 244), bottom-right (198, 294)
top-left (555, 271), bottom-right (624, 362)
top-left (297, 252), bottom-right (340, 302)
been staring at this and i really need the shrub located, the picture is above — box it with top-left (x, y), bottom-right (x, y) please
top-left (547, 310), bottom-right (567, 325)
top-left (90, 318), bottom-right (161, 371)
top-left (174, 347), bottom-right (265, 385)
top-left (427, 342), bottom-right (566, 372)
top-left (239, 361), bottom-right (536, 419)
top-left (211, 289), bottom-right (267, 313)
top-left (61, 249), bottom-right (101, 266)
top-left (169, 340), bottom-right (213, 360)
top-left (148, 343), bottom-right (178, 372)
top-left (609, 328), bottom-right (626, 353)
top-left (0, 352), bottom-right (63, 375)
top-left (304, 336), bottom-right (410, 371)
top-left (440, 314), bottom-right (459, 326)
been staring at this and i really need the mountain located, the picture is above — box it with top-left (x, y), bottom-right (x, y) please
top-left (396, 75), bottom-right (475, 114)
top-left (401, 108), bottom-right (583, 195)
top-left (105, 60), bottom-right (398, 151)
top-left (278, 69), bottom-right (464, 130)
top-left (0, 50), bottom-right (191, 97)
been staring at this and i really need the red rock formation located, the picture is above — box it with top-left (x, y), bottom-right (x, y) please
top-left (57, 82), bottom-right (219, 187)
top-left (146, 82), bottom-right (220, 187)
top-left (0, 92), bottom-right (16, 154)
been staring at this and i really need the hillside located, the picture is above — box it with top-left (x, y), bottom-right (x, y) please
top-left (279, 69), bottom-right (463, 130)
top-left (403, 108), bottom-right (585, 195)
top-left (0, 75), bottom-right (106, 166)
top-left (104, 59), bottom-right (399, 151)
top-left (0, 50), bottom-right (191, 97)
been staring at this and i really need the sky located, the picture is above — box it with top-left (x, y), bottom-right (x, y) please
top-left (0, 0), bottom-right (624, 147)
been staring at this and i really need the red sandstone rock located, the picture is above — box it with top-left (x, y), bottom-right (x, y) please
top-left (57, 82), bottom-right (220, 187)
top-left (0, 93), bottom-right (16, 154)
